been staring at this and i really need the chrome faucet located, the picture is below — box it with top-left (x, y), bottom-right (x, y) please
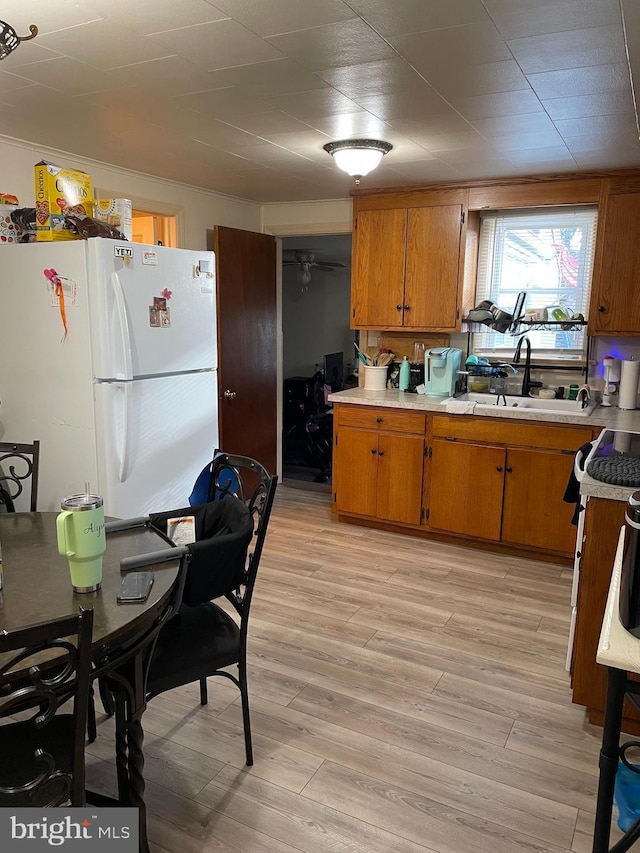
top-left (513, 335), bottom-right (535, 397)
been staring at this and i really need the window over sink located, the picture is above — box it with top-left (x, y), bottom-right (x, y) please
top-left (473, 206), bottom-right (598, 361)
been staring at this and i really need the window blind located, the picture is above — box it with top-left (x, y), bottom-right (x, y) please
top-left (473, 206), bottom-right (598, 359)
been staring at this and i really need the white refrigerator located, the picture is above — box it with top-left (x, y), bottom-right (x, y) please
top-left (0, 239), bottom-right (218, 517)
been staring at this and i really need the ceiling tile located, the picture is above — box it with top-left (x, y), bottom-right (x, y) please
top-left (318, 58), bottom-right (433, 99)
top-left (144, 19), bottom-right (284, 71)
top-left (356, 90), bottom-right (457, 122)
top-left (389, 159), bottom-right (461, 181)
top-left (541, 91), bottom-right (634, 120)
top-left (425, 60), bottom-right (531, 99)
top-left (0, 71), bottom-right (38, 95)
top-left (450, 90), bottom-right (545, 120)
top-left (573, 147), bottom-right (640, 169)
top-left (211, 0), bottom-right (356, 37)
top-left (392, 21), bottom-right (513, 68)
top-left (266, 19), bottom-right (395, 72)
top-left (554, 113), bottom-right (639, 138)
top-left (347, 0), bottom-right (490, 36)
top-left (563, 128), bottom-right (640, 153)
top-left (527, 63), bottom-right (632, 99)
top-left (8, 57), bottom-right (129, 96)
top-left (484, 0), bottom-right (621, 40)
top-left (418, 131), bottom-right (498, 154)
top-left (81, 0), bottom-right (229, 35)
top-left (488, 129), bottom-right (565, 152)
top-left (389, 113), bottom-right (474, 137)
top-left (471, 112), bottom-right (557, 136)
top-left (35, 19), bottom-right (172, 70)
top-left (0, 42), bottom-right (63, 68)
top-left (505, 146), bottom-right (575, 165)
top-left (451, 160), bottom-right (519, 179)
top-left (0, 1), bottom-right (104, 36)
top-left (304, 111), bottom-right (391, 137)
top-left (258, 129), bottom-right (334, 159)
top-left (508, 25), bottom-right (627, 74)
top-left (204, 59), bottom-right (327, 97)
top-left (107, 56), bottom-right (219, 96)
top-left (219, 110), bottom-right (313, 135)
top-left (266, 88), bottom-right (361, 121)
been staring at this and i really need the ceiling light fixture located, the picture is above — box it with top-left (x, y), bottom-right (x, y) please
top-left (0, 20), bottom-right (38, 60)
top-left (323, 139), bottom-right (392, 185)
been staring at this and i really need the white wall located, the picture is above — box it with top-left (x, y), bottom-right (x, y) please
top-left (261, 199), bottom-right (352, 236)
top-left (0, 135), bottom-right (261, 249)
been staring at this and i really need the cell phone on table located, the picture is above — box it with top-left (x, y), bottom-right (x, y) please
top-left (117, 571), bottom-right (154, 604)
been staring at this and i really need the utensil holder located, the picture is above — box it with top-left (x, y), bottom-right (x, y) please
top-left (364, 365), bottom-right (388, 390)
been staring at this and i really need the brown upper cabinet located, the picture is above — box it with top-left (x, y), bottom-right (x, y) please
top-left (589, 177), bottom-right (640, 336)
top-left (351, 190), bottom-right (467, 331)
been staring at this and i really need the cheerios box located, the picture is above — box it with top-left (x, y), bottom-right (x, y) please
top-left (34, 160), bottom-right (93, 240)
top-left (93, 198), bottom-right (132, 241)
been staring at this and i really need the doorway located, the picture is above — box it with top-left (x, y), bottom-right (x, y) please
top-left (281, 233), bottom-right (353, 489)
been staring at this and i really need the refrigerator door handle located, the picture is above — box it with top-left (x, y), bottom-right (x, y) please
top-left (116, 382), bottom-right (132, 483)
top-left (111, 272), bottom-right (133, 380)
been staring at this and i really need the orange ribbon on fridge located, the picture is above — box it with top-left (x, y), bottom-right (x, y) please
top-left (44, 268), bottom-right (68, 339)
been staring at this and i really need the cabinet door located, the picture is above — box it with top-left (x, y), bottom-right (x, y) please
top-left (376, 433), bottom-right (424, 525)
top-left (428, 439), bottom-right (505, 540)
top-left (351, 208), bottom-right (406, 328)
top-left (334, 428), bottom-right (378, 516)
top-left (501, 447), bottom-right (576, 554)
top-left (404, 205), bottom-right (463, 330)
top-left (590, 191), bottom-right (640, 334)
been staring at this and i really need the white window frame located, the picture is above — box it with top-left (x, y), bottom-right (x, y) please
top-left (473, 205), bottom-right (598, 363)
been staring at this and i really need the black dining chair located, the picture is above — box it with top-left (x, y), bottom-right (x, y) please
top-left (145, 453), bottom-right (277, 766)
top-left (0, 607), bottom-right (94, 807)
top-left (0, 440), bottom-right (40, 512)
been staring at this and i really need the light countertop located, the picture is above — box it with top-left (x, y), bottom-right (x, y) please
top-left (329, 388), bottom-right (640, 504)
top-left (596, 525), bottom-right (639, 673)
top-left (329, 388), bottom-right (640, 430)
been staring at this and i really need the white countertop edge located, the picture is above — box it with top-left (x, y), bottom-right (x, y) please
top-left (596, 525), bottom-right (640, 673)
top-left (328, 388), bottom-right (640, 429)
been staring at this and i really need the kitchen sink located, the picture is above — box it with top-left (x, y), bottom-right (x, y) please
top-left (451, 392), bottom-right (597, 417)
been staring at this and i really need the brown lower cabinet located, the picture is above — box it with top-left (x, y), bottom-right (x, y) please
top-left (333, 404), bottom-right (593, 557)
top-left (571, 496), bottom-right (640, 732)
top-left (333, 405), bottom-right (426, 526)
top-left (428, 415), bottom-right (593, 555)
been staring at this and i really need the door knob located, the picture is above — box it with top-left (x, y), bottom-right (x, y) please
top-left (223, 390), bottom-right (237, 399)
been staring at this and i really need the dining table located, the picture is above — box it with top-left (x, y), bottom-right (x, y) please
top-left (0, 511), bottom-right (182, 853)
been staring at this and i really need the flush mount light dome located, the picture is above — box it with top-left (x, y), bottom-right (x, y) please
top-left (323, 139), bottom-right (392, 184)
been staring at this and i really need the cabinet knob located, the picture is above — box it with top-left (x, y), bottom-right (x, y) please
top-left (496, 466), bottom-right (503, 472)
top-left (378, 450), bottom-right (384, 456)
top-left (598, 305), bottom-right (606, 312)
top-left (396, 304), bottom-right (402, 311)
top-left (371, 448), bottom-right (376, 454)
top-left (376, 417), bottom-right (382, 423)
top-left (223, 389), bottom-right (237, 399)
top-left (404, 304), bottom-right (410, 311)
top-left (506, 466), bottom-right (513, 473)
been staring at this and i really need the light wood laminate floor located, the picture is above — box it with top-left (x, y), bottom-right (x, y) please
top-left (86, 485), bottom-right (622, 852)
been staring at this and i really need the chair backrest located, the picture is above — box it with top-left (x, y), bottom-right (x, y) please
top-left (0, 441), bottom-right (40, 512)
top-left (206, 453), bottom-right (278, 622)
top-left (0, 607), bottom-right (94, 807)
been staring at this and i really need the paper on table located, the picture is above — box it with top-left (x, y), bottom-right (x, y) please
top-left (167, 516), bottom-right (196, 545)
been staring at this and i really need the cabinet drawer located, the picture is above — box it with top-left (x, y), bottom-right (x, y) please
top-left (335, 405), bottom-right (426, 435)
top-left (432, 414), bottom-right (593, 451)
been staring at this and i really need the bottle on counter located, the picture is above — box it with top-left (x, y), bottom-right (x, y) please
top-left (399, 356), bottom-right (410, 391)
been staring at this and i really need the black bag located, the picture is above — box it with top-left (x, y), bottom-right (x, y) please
top-left (0, 484), bottom-right (14, 513)
top-left (149, 499), bottom-right (253, 606)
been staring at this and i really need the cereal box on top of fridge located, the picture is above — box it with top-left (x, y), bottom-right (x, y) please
top-left (34, 160), bottom-right (93, 241)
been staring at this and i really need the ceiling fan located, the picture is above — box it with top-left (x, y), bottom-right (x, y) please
top-left (283, 250), bottom-right (346, 286)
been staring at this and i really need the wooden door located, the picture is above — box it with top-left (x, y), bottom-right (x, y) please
top-left (334, 428), bottom-right (379, 516)
top-left (214, 226), bottom-right (277, 474)
top-left (428, 439), bottom-right (505, 540)
top-left (590, 190), bottom-right (640, 334)
top-left (351, 208), bottom-right (406, 328)
top-left (376, 433), bottom-right (424, 525)
top-left (501, 447), bottom-right (576, 554)
top-left (404, 205), bottom-right (463, 330)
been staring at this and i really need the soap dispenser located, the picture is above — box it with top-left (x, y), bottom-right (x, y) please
top-left (399, 355), bottom-right (410, 391)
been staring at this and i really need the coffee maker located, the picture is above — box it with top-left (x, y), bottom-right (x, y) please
top-left (424, 347), bottom-right (462, 398)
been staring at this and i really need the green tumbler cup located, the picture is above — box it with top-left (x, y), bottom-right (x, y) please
top-left (56, 494), bottom-right (106, 593)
